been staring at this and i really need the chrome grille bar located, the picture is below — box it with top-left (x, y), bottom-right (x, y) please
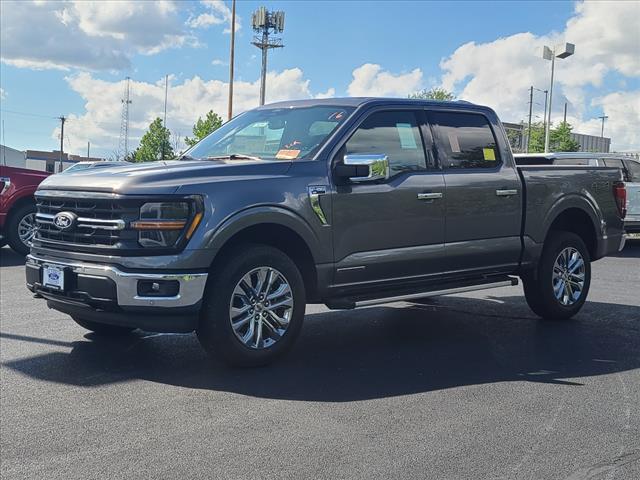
top-left (36, 213), bottom-right (126, 231)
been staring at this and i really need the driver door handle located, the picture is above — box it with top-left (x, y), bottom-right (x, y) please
top-left (417, 192), bottom-right (443, 200)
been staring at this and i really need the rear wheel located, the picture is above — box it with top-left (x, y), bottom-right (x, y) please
top-left (72, 317), bottom-right (135, 336)
top-left (522, 231), bottom-right (591, 320)
top-left (197, 244), bottom-right (306, 367)
top-left (7, 203), bottom-right (37, 256)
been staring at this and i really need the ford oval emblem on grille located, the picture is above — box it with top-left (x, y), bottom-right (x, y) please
top-left (53, 211), bottom-right (77, 231)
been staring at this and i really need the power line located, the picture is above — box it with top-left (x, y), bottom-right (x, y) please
top-left (0, 108), bottom-right (58, 120)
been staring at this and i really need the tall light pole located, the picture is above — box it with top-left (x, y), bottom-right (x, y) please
top-left (598, 115), bottom-right (608, 138)
top-left (227, 0), bottom-right (236, 121)
top-left (542, 42), bottom-right (575, 152)
top-left (526, 86), bottom-right (533, 153)
top-left (251, 7), bottom-right (285, 106)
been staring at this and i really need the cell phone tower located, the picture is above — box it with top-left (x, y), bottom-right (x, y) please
top-left (251, 7), bottom-right (285, 106)
top-left (118, 77), bottom-right (132, 159)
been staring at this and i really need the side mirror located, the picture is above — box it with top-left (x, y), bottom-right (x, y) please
top-left (336, 154), bottom-right (390, 183)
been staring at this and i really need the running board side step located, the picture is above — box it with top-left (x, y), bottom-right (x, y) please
top-left (325, 276), bottom-right (518, 309)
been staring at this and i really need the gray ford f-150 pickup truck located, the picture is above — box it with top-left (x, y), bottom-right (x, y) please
top-left (26, 98), bottom-right (627, 366)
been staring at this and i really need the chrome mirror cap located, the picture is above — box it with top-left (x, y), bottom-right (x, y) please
top-left (343, 154), bottom-right (390, 183)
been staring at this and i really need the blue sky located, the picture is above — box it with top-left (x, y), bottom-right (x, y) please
top-left (1, 1), bottom-right (638, 157)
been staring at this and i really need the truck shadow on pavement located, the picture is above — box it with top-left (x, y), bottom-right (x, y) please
top-left (0, 247), bottom-right (26, 267)
top-left (3, 293), bottom-right (639, 402)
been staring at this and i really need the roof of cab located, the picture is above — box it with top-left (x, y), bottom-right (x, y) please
top-left (259, 97), bottom-right (485, 111)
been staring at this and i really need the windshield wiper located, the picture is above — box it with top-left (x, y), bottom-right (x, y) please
top-left (178, 154), bottom-right (198, 161)
top-left (203, 154), bottom-right (263, 162)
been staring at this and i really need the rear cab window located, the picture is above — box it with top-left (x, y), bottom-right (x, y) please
top-left (428, 111), bottom-right (501, 169)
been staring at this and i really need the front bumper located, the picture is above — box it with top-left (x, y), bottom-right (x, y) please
top-left (26, 254), bottom-right (208, 332)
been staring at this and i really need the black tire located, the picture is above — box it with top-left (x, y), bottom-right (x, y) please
top-left (7, 203), bottom-right (36, 256)
top-left (72, 316), bottom-right (135, 336)
top-left (197, 244), bottom-right (306, 367)
top-left (522, 231), bottom-right (591, 320)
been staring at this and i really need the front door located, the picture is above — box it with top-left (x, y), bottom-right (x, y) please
top-left (331, 109), bottom-right (446, 287)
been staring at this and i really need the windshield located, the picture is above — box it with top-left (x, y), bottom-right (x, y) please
top-left (184, 106), bottom-right (354, 161)
top-left (63, 163), bottom-right (93, 173)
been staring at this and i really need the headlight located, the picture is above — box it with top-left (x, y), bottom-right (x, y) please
top-left (131, 200), bottom-right (203, 248)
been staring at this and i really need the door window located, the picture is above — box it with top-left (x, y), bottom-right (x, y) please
top-left (345, 111), bottom-right (427, 176)
top-left (429, 111), bottom-right (500, 169)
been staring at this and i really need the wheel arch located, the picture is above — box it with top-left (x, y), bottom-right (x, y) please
top-left (205, 207), bottom-right (322, 301)
top-left (543, 202), bottom-right (600, 260)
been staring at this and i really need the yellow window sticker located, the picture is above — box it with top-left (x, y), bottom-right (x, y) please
top-left (275, 149), bottom-right (301, 160)
top-left (483, 148), bottom-right (496, 161)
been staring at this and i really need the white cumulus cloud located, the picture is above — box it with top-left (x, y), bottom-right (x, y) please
top-left (347, 64), bottom-right (423, 97)
top-left (0, 0), bottom-right (192, 71)
top-left (187, 0), bottom-right (240, 33)
top-left (438, 0), bottom-right (640, 150)
top-left (58, 69), bottom-right (334, 156)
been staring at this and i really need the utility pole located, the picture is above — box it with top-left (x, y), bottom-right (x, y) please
top-left (526, 86), bottom-right (533, 153)
top-left (87, 141), bottom-right (90, 159)
top-left (227, 0), bottom-right (236, 121)
top-left (251, 7), bottom-right (285, 105)
top-left (598, 115), bottom-right (608, 138)
top-left (58, 116), bottom-right (66, 172)
top-left (563, 102), bottom-right (568, 123)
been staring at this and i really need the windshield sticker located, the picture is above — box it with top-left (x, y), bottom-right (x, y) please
top-left (448, 132), bottom-right (461, 153)
top-left (483, 148), bottom-right (496, 161)
top-left (276, 149), bottom-right (301, 160)
top-left (328, 110), bottom-right (347, 122)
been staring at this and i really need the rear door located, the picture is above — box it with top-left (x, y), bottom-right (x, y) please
top-left (427, 110), bottom-right (522, 275)
top-left (331, 108), bottom-right (446, 286)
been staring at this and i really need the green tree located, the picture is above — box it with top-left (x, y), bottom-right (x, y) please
top-left (524, 122), bottom-right (546, 153)
top-left (134, 117), bottom-right (173, 162)
top-left (408, 87), bottom-right (455, 101)
top-left (184, 110), bottom-right (223, 147)
top-left (550, 121), bottom-right (580, 152)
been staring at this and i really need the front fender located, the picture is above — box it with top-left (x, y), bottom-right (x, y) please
top-left (202, 205), bottom-right (324, 263)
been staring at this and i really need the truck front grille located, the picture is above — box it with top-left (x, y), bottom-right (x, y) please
top-left (34, 194), bottom-right (141, 251)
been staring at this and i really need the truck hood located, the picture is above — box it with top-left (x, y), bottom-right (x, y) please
top-left (36, 159), bottom-right (292, 195)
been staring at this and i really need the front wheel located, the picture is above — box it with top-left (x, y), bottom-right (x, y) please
top-left (522, 231), bottom-right (591, 320)
top-left (197, 244), bottom-right (306, 367)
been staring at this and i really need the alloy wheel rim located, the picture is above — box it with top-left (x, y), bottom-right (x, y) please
top-left (229, 266), bottom-right (294, 349)
top-left (552, 247), bottom-right (585, 306)
top-left (17, 213), bottom-right (37, 247)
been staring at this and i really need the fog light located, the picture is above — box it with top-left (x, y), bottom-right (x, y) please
top-left (137, 280), bottom-right (180, 297)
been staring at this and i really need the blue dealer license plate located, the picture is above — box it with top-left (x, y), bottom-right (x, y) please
top-left (43, 265), bottom-right (65, 291)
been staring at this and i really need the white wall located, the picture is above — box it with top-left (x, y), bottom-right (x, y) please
top-left (0, 145), bottom-right (26, 168)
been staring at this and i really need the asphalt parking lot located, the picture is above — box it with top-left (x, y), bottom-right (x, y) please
top-left (1, 243), bottom-right (639, 480)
